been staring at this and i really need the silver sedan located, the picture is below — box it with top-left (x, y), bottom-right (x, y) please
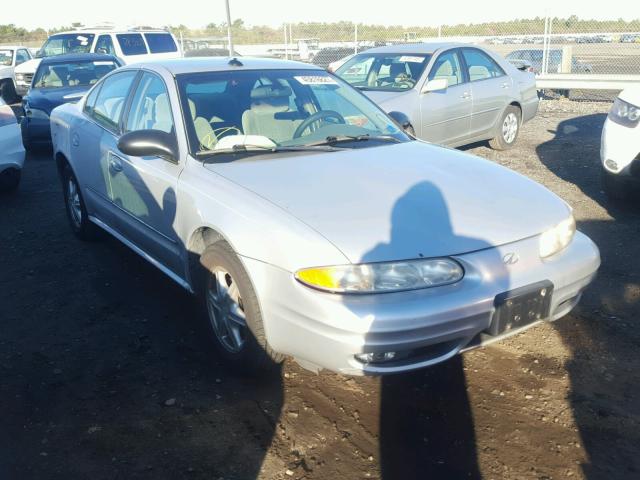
top-left (50, 57), bottom-right (597, 376)
top-left (336, 43), bottom-right (539, 149)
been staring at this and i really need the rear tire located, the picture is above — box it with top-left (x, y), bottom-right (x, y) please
top-left (199, 240), bottom-right (284, 375)
top-left (0, 79), bottom-right (18, 104)
top-left (489, 105), bottom-right (521, 151)
top-left (61, 164), bottom-right (102, 241)
top-left (0, 168), bottom-right (21, 193)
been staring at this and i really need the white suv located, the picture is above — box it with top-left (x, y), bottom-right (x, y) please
top-left (601, 87), bottom-right (640, 200)
top-left (0, 46), bottom-right (33, 102)
top-left (14, 28), bottom-right (182, 96)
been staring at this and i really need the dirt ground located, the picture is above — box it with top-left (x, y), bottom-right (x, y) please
top-left (1, 106), bottom-right (639, 480)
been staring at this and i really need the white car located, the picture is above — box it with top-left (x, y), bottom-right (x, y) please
top-left (14, 28), bottom-right (181, 96)
top-left (600, 86), bottom-right (640, 200)
top-left (0, 98), bottom-right (25, 192)
top-left (0, 46), bottom-right (33, 103)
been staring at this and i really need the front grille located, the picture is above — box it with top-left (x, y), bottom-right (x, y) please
top-left (20, 73), bottom-right (34, 85)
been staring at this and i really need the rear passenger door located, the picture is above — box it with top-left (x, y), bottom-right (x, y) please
top-left (76, 70), bottom-right (138, 225)
top-left (419, 49), bottom-right (472, 146)
top-left (462, 48), bottom-right (512, 140)
top-left (109, 71), bottom-right (184, 276)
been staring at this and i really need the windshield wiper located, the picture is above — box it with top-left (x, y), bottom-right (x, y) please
top-left (305, 134), bottom-right (403, 147)
top-left (195, 143), bottom-right (344, 159)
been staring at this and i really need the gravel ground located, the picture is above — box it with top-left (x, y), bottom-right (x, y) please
top-left (1, 108), bottom-right (639, 480)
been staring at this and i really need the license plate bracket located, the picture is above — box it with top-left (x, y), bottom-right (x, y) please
top-left (487, 281), bottom-right (554, 336)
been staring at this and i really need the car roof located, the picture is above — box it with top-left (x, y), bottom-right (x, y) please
top-left (40, 53), bottom-right (121, 64)
top-left (363, 42), bottom-right (470, 54)
top-left (0, 45), bottom-right (26, 51)
top-left (127, 56), bottom-right (323, 75)
top-left (54, 29), bottom-right (170, 35)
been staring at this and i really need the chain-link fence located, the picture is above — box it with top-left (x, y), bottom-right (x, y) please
top-left (179, 17), bottom-right (640, 78)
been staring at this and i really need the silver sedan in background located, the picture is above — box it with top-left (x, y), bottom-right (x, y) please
top-left (335, 43), bottom-right (539, 149)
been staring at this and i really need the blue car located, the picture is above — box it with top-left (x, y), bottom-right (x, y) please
top-left (21, 53), bottom-right (122, 149)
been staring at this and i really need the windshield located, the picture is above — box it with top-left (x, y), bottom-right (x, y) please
top-left (176, 68), bottom-right (408, 155)
top-left (39, 34), bottom-right (95, 57)
top-left (0, 49), bottom-right (13, 66)
top-left (33, 60), bottom-right (118, 89)
top-left (336, 53), bottom-right (431, 91)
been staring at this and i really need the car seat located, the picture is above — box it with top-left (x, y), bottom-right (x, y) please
top-left (241, 85), bottom-right (302, 143)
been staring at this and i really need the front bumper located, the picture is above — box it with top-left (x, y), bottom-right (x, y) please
top-left (601, 117), bottom-right (640, 178)
top-left (242, 231), bottom-right (600, 376)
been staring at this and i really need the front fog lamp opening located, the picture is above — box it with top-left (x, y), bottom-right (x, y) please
top-left (295, 258), bottom-right (464, 294)
top-left (355, 351), bottom-right (397, 364)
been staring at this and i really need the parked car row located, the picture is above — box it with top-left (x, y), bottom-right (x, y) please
top-left (505, 49), bottom-right (592, 74)
top-left (14, 27), bottom-right (181, 96)
top-left (0, 45), bottom-right (33, 103)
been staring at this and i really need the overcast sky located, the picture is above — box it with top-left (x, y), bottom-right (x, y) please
top-left (8, 0), bottom-right (640, 30)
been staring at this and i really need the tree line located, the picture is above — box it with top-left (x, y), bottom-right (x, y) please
top-left (2, 17), bottom-right (639, 45)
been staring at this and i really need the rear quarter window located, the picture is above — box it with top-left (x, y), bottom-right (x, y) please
top-left (116, 34), bottom-right (148, 56)
top-left (144, 33), bottom-right (178, 53)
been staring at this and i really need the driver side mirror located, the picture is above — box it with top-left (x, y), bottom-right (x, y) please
top-left (118, 130), bottom-right (179, 162)
top-left (388, 111), bottom-right (415, 137)
top-left (421, 78), bottom-right (448, 94)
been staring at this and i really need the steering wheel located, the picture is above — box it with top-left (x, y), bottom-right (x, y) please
top-left (293, 110), bottom-right (346, 138)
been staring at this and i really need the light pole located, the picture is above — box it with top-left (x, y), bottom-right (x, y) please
top-left (225, 0), bottom-right (234, 56)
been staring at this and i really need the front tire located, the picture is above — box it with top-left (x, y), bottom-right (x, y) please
top-left (602, 167), bottom-right (633, 201)
top-left (61, 164), bottom-right (102, 240)
top-left (489, 105), bottom-right (521, 150)
top-left (199, 240), bottom-right (284, 375)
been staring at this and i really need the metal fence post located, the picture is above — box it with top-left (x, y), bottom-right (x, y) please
top-left (225, 0), bottom-right (234, 56)
top-left (354, 23), bottom-right (358, 54)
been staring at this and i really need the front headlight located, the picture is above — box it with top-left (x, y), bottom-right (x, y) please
top-left (295, 258), bottom-right (464, 294)
top-left (539, 215), bottom-right (576, 258)
top-left (15, 73), bottom-right (25, 82)
top-left (608, 97), bottom-right (640, 127)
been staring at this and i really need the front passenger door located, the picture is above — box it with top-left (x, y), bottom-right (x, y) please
top-left (419, 49), bottom-right (472, 146)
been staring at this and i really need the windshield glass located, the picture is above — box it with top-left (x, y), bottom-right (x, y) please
top-left (336, 53), bottom-right (431, 91)
top-left (39, 34), bottom-right (95, 57)
top-left (176, 69), bottom-right (408, 155)
top-left (33, 60), bottom-right (118, 89)
top-left (0, 49), bottom-right (14, 66)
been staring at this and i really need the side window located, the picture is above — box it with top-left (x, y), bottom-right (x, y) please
top-left (125, 72), bottom-right (174, 134)
top-left (15, 49), bottom-right (30, 65)
top-left (91, 71), bottom-right (137, 131)
top-left (144, 33), bottom-right (178, 53)
top-left (116, 34), bottom-right (148, 56)
top-left (83, 84), bottom-right (101, 114)
top-left (95, 35), bottom-right (116, 55)
top-left (462, 49), bottom-right (505, 82)
top-left (429, 50), bottom-right (463, 87)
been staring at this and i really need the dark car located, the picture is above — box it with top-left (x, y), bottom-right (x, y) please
top-left (312, 47), bottom-right (360, 69)
top-left (21, 53), bottom-right (122, 149)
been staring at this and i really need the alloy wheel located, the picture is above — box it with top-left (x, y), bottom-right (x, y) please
top-left (502, 112), bottom-right (519, 144)
top-left (206, 268), bottom-right (247, 353)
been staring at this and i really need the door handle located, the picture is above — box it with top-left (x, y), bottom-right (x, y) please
top-left (109, 156), bottom-right (123, 173)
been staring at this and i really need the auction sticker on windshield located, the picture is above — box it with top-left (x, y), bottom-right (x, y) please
top-left (294, 76), bottom-right (338, 85)
top-left (398, 56), bottom-right (425, 63)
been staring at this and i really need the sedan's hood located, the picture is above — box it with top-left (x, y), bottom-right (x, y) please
top-left (206, 141), bottom-right (570, 263)
top-left (360, 89), bottom-right (408, 106)
top-left (25, 86), bottom-right (88, 115)
top-left (14, 58), bottom-right (40, 74)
